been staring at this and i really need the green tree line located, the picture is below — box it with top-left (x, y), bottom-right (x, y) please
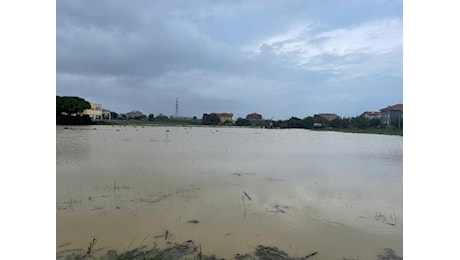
top-left (56, 95), bottom-right (402, 130)
top-left (56, 96), bottom-right (92, 125)
top-left (235, 115), bottom-right (401, 130)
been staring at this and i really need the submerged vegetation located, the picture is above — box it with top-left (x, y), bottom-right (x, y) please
top-left (57, 238), bottom-right (401, 259)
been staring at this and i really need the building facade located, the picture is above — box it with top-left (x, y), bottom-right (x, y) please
top-left (246, 113), bottom-right (263, 125)
top-left (215, 113), bottom-right (233, 123)
top-left (380, 104), bottom-right (403, 127)
top-left (361, 111), bottom-right (382, 120)
top-left (82, 103), bottom-right (103, 120)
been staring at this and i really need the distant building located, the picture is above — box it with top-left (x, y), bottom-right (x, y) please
top-left (102, 108), bottom-right (112, 120)
top-left (82, 103), bottom-right (103, 120)
top-left (202, 113), bottom-right (233, 124)
top-left (215, 113), bottom-right (233, 123)
top-left (126, 110), bottom-right (145, 119)
top-left (360, 111), bottom-right (381, 120)
top-left (380, 104), bottom-right (403, 127)
top-left (246, 113), bottom-right (264, 125)
top-left (316, 113), bottom-right (339, 121)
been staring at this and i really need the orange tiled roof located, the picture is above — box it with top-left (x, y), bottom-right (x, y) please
top-left (381, 104), bottom-right (403, 112)
top-left (364, 111), bottom-right (381, 116)
top-left (247, 113), bottom-right (261, 117)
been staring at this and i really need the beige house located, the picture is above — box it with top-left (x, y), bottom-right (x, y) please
top-left (82, 103), bottom-right (103, 120)
top-left (215, 113), bottom-right (233, 123)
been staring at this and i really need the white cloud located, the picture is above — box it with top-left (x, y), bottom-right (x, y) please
top-left (316, 19), bottom-right (402, 56)
top-left (251, 18), bottom-right (402, 70)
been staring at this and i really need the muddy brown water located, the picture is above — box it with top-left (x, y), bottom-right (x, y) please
top-left (56, 125), bottom-right (403, 259)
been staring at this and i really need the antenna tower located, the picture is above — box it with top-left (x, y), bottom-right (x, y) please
top-left (175, 98), bottom-right (179, 118)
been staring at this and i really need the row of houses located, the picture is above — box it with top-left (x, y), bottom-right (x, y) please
top-left (202, 112), bottom-right (266, 125)
top-left (245, 104), bottom-right (402, 127)
top-left (311, 104), bottom-right (403, 126)
top-left (82, 101), bottom-right (402, 128)
top-left (359, 104), bottom-right (403, 127)
top-left (81, 103), bottom-right (146, 120)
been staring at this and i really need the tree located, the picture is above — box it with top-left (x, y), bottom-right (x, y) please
top-left (341, 117), bottom-right (351, 128)
top-left (329, 117), bottom-right (350, 129)
top-left (202, 113), bottom-right (221, 125)
top-left (235, 117), bottom-right (250, 126)
top-left (148, 113), bottom-right (154, 121)
top-left (135, 115), bottom-right (147, 120)
top-left (155, 113), bottom-right (169, 120)
top-left (56, 96), bottom-right (91, 115)
top-left (351, 116), bottom-right (370, 129)
top-left (301, 116), bottom-right (315, 129)
top-left (56, 96), bottom-right (92, 125)
top-left (286, 117), bottom-right (302, 128)
top-left (330, 118), bottom-right (343, 128)
top-left (369, 118), bottom-right (381, 128)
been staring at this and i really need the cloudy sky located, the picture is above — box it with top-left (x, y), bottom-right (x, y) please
top-left (56, 0), bottom-right (402, 120)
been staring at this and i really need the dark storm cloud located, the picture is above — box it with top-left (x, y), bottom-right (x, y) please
top-left (56, 0), bottom-right (402, 119)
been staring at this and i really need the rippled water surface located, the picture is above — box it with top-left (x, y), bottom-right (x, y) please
top-left (56, 125), bottom-right (403, 259)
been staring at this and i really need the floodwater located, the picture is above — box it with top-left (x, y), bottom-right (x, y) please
top-left (56, 125), bottom-right (403, 259)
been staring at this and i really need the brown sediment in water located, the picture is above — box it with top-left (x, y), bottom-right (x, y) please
top-left (57, 125), bottom-right (403, 259)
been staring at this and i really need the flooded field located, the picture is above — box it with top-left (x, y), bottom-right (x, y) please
top-left (56, 125), bottom-right (403, 259)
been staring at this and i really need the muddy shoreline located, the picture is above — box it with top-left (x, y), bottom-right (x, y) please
top-left (57, 238), bottom-right (401, 260)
